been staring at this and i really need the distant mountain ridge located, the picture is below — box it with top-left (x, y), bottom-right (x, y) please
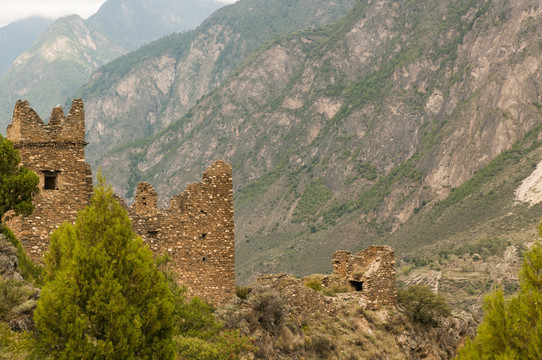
top-left (0, 15), bottom-right (127, 128)
top-left (87, 0), bottom-right (225, 50)
top-left (0, 17), bottom-right (53, 77)
top-left (0, 0), bottom-right (225, 130)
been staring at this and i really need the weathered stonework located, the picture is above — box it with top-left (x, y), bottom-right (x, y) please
top-left (5, 99), bottom-right (93, 262)
top-left (332, 245), bottom-right (396, 308)
top-left (5, 100), bottom-right (235, 305)
top-left (127, 162), bottom-right (235, 305)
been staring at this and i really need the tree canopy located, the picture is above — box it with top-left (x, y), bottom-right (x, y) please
top-left (34, 176), bottom-right (175, 359)
top-left (456, 227), bottom-right (542, 359)
top-left (0, 135), bottom-right (39, 222)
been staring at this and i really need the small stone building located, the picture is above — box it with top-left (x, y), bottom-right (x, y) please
top-left (333, 245), bottom-right (396, 308)
top-left (4, 100), bottom-right (235, 304)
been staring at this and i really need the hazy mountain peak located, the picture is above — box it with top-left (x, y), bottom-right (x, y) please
top-left (0, 16), bottom-right (53, 76)
top-left (88, 0), bottom-right (226, 49)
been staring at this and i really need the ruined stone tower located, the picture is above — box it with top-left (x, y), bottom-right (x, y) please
top-left (5, 99), bottom-right (93, 261)
top-left (5, 100), bottom-right (235, 304)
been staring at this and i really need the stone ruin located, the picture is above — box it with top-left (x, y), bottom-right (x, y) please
top-left (4, 99), bottom-right (235, 305)
top-left (5, 100), bottom-right (93, 261)
top-left (333, 245), bottom-right (396, 308)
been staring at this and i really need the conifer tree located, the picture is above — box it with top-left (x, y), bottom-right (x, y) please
top-left (456, 228), bottom-right (542, 359)
top-left (0, 134), bottom-right (39, 224)
top-left (34, 176), bottom-right (174, 359)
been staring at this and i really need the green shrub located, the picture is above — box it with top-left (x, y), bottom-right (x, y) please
top-left (304, 278), bottom-right (323, 292)
top-left (0, 279), bottom-right (33, 321)
top-left (397, 285), bottom-right (451, 325)
top-left (235, 286), bottom-right (251, 300)
top-left (322, 285), bottom-right (349, 296)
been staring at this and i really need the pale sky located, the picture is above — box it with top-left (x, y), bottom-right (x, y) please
top-left (0, 0), bottom-right (237, 27)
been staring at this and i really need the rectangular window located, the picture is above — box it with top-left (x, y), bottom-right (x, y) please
top-left (43, 171), bottom-right (58, 190)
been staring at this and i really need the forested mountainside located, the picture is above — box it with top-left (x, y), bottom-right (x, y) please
top-left (87, 0), bottom-right (225, 50)
top-left (0, 17), bottom-right (53, 77)
top-left (92, 0), bottom-right (542, 285)
top-left (0, 15), bottom-right (127, 130)
top-left (74, 0), bottom-right (357, 165)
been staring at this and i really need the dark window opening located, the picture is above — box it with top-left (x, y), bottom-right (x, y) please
top-left (200, 233), bottom-right (207, 240)
top-left (202, 257), bottom-right (207, 262)
top-left (200, 209), bottom-right (207, 215)
top-left (349, 280), bottom-right (364, 292)
top-left (148, 230), bottom-right (159, 239)
top-left (43, 171), bottom-right (58, 190)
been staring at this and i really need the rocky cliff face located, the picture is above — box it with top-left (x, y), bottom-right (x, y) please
top-left (90, 0), bottom-right (542, 283)
top-left (76, 0), bottom-right (357, 166)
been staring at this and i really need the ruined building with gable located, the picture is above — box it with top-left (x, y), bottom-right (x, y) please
top-left (333, 245), bottom-right (396, 308)
top-left (4, 99), bottom-right (235, 304)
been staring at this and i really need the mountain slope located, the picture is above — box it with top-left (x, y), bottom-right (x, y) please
top-left (0, 17), bottom-right (53, 77)
top-left (87, 0), bottom-right (225, 50)
top-left (95, 0), bottom-right (542, 284)
top-left (0, 15), bottom-right (127, 128)
top-left (75, 0), bottom-right (357, 166)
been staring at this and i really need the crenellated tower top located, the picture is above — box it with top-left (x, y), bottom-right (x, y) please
top-left (6, 99), bottom-right (86, 145)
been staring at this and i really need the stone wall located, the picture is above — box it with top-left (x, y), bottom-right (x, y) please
top-left (128, 161), bottom-right (235, 305)
top-left (5, 100), bottom-right (93, 262)
top-left (4, 100), bottom-right (235, 305)
top-left (332, 245), bottom-right (396, 308)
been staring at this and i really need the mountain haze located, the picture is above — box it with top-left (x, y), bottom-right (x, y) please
top-left (0, 15), bottom-right (127, 128)
top-left (87, 0), bottom-right (225, 50)
top-left (89, 0), bottom-right (542, 284)
top-left (0, 17), bottom-right (53, 77)
top-left (0, 0), bottom-right (226, 131)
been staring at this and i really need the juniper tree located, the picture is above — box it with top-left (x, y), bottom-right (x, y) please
top-left (34, 176), bottom-right (174, 360)
top-left (456, 230), bottom-right (542, 359)
top-left (0, 134), bottom-right (39, 224)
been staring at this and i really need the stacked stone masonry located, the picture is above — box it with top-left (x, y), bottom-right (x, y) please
top-left (332, 245), bottom-right (396, 308)
top-left (5, 100), bottom-right (235, 305)
top-left (5, 100), bottom-right (93, 262)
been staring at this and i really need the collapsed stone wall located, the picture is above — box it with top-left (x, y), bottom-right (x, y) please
top-left (5, 100), bottom-right (235, 305)
top-left (128, 161), bottom-right (235, 305)
top-left (332, 245), bottom-right (396, 308)
top-left (5, 100), bottom-right (93, 262)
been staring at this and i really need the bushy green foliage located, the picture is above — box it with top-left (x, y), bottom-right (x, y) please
top-left (0, 135), bottom-right (39, 221)
top-left (34, 176), bottom-right (175, 359)
top-left (0, 279), bottom-right (33, 322)
top-left (293, 180), bottom-right (332, 223)
top-left (304, 277), bottom-right (323, 292)
top-left (456, 235), bottom-right (542, 359)
top-left (235, 286), bottom-right (251, 300)
top-left (397, 285), bottom-right (451, 325)
top-left (0, 321), bottom-right (32, 360)
top-left (168, 279), bottom-right (254, 359)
